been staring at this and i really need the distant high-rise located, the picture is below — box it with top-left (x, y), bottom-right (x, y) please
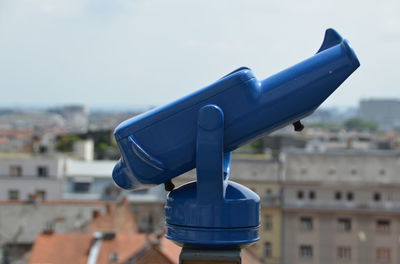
top-left (359, 99), bottom-right (400, 130)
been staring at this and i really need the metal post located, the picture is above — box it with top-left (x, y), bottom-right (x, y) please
top-left (179, 247), bottom-right (241, 264)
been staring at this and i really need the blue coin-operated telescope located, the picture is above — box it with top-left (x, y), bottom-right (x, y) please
top-left (112, 29), bottom-right (360, 251)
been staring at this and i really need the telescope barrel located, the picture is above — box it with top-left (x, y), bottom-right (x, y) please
top-left (113, 28), bottom-right (360, 190)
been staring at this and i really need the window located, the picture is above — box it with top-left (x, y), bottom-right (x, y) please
top-left (376, 219), bottom-right (390, 232)
top-left (338, 218), bottom-right (351, 232)
top-left (329, 136), bottom-right (339, 142)
top-left (10, 166), bottom-right (22, 177)
top-left (36, 190), bottom-right (46, 200)
top-left (379, 169), bottom-right (386, 175)
top-left (309, 191), bottom-right (316, 200)
top-left (350, 169), bottom-right (358, 175)
top-left (299, 245), bottom-right (313, 258)
top-left (300, 217), bottom-right (313, 231)
top-left (37, 166), bottom-right (48, 177)
top-left (347, 192), bottom-right (354, 201)
top-left (376, 248), bottom-right (391, 261)
top-left (264, 215), bottom-right (272, 231)
top-left (328, 168), bottom-right (336, 175)
top-left (264, 242), bottom-right (272, 258)
top-left (300, 168), bottom-right (308, 175)
top-left (337, 247), bottom-right (351, 261)
top-left (335, 191), bottom-right (342, 200)
top-left (297, 190), bottom-right (304, 199)
top-left (8, 189), bottom-right (19, 200)
top-left (373, 192), bottom-right (381, 202)
top-left (73, 182), bottom-right (90, 193)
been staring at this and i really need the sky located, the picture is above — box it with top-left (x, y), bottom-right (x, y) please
top-left (0, 0), bottom-right (399, 109)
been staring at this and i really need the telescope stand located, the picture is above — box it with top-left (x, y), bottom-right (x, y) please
top-left (179, 247), bottom-right (241, 264)
top-left (165, 105), bottom-right (259, 262)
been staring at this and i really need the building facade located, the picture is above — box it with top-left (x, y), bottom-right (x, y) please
top-left (359, 99), bottom-right (400, 130)
top-left (282, 150), bottom-right (400, 264)
top-left (0, 154), bottom-right (65, 201)
top-left (63, 158), bottom-right (167, 233)
top-left (3, 145), bottom-right (400, 263)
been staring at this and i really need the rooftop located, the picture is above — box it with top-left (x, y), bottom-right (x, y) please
top-left (66, 159), bottom-right (116, 178)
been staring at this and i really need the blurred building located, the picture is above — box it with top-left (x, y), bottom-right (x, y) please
top-left (0, 154), bottom-right (65, 201)
top-left (89, 110), bottom-right (140, 131)
top-left (282, 150), bottom-right (400, 264)
top-left (28, 199), bottom-right (172, 264)
top-left (359, 99), bottom-right (400, 131)
top-left (128, 188), bottom-right (166, 233)
top-left (72, 139), bottom-right (94, 161)
top-left (49, 105), bottom-right (89, 133)
top-left (0, 129), bottom-right (34, 152)
top-left (3, 126), bottom-right (400, 263)
top-left (63, 158), bottom-right (166, 233)
top-left (304, 129), bottom-right (396, 151)
top-left (63, 159), bottom-right (119, 201)
top-left (171, 149), bottom-right (400, 264)
top-left (0, 148), bottom-right (167, 237)
top-left (0, 200), bottom-right (108, 263)
top-left (0, 111), bottom-right (65, 132)
top-left (27, 198), bottom-right (260, 264)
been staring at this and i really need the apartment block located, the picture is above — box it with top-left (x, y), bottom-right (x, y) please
top-left (359, 99), bottom-right (400, 130)
top-left (282, 150), bottom-right (400, 264)
top-left (0, 154), bottom-right (65, 201)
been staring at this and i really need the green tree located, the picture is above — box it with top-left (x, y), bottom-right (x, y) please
top-left (55, 135), bottom-right (80, 152)
top-left (344, 118), bottom-right (378, 131)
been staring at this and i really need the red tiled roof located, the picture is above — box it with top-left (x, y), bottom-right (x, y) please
top-left (28, 198), bottom-right (156, 264)
top-left (29, 232), bottom-right (150, 264)
top-left (28, 198), bottom-right (260, 264)
top-left (85, 199), bottom-right (137, 234)
top-left (136, 246), bottom-right (175, 264)
top-left (29, 233), bottom-right (92, 264)
top-left (242, 248), bottom-right (263, 264)
top-left (97, 233), bottom-right (148, 264)
top-left (158, 238), bottom-right (181, 264)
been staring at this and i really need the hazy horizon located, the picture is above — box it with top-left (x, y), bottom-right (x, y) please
top-left (0, 96), bottom-right (398, 112)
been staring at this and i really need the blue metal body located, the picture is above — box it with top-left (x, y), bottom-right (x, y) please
top-left (112, 28), bottom-right (360, 249)
top-left (165, 105), bottom-right (260, 248)
top-left (112, 28), bottom-right (360, 190)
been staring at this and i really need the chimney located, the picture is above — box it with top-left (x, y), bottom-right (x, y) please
top-left (92, 210), bottom-right (101, 219)
top-left (102, 231), bottom-right (116, 240)
top-left (42, 222), bottom-right (54, 235)
top-left (73, 139), bottom-right (94, 161)
top-left (106, 203), bottom-right (113, 215)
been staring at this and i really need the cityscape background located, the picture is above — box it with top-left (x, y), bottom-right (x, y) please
top-left (1, 0), bottom-right (400, 263)
top-left (0, 98), bottom-right (400, 264)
